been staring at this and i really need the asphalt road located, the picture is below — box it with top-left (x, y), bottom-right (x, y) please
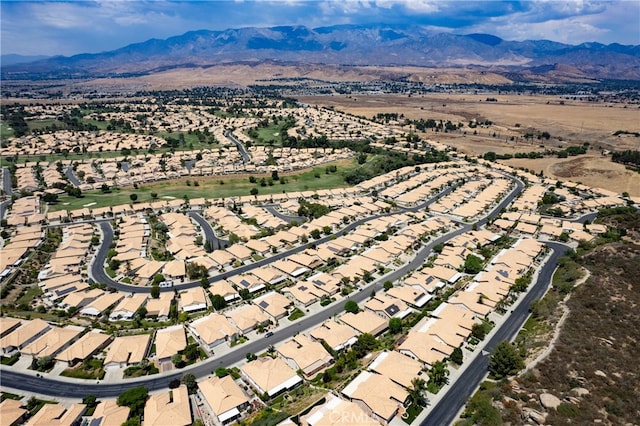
top-left (263, 205), bottom-right (307, 224)
top-left (2, 166), bottom-right (13, 196)
top-left (422, 241), bottom-right (570, 426)
top-left (3, 176), bottom-right (524, 398)
top-left (224, 130), bottom-right (251, 164)
top-left (187, 211), bottom-right (228, 250)
top-left (65, 165), bottom-right (82, 186)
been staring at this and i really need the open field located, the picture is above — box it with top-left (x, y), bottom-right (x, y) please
top-left (499, 155), bottom-right (640, 196)
top-left (48, 158), bottom-right (359, 212)
top-left (2, 64), bottom-right (513, 95)
top-left (297, 93), bottom-right (640, 149)
top-left (298, 93), bottom-right (640, 194)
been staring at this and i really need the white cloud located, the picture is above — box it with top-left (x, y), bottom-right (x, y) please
top-left (499, 18), bottom-right (609, 43)
top-left (372, 0), bottom-right (440, 13)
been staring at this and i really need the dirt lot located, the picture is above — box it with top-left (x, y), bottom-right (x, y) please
top-left (299, 93), bottom-right (640, 195)
top-left (499, 155), bottom-right (640, 196)
top-left (298, 93), bottom-right (639, 149)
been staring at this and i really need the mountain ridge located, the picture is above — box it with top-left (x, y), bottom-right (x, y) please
top-left (3, 24), bottom-right (639, 81)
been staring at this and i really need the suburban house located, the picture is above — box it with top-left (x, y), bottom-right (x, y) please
top-left (368, 350), bottom-right (424, 389)
top-left (309, 320), bottom-right (358, 352)
top-left (55, 331), bottom-right (112, 365)
top-left (21, 325), bottom-right (82, 359)
top-left (240, 357), bottom-right (303, 398)
top-left (23, 403), bottom-right (85, 426)
top-left (79, 293), bottom-right (124, 317)
top-left (341, 371), bottom-right (408, 425)
top-left (108, 294), bottom-right (147, 321)
top-left (226, 305), bottom-right (271, 334)
top-left (209, 280), bottom-right (240, 302)
top-left (253, 292), bottom-right (293, 321)
top-left (198, 376), bottom-right (249, 425)
top-left (144, 385), bottom-right (192, 426)
top-left (0, 319), bottom-right (52, 356)
top-left (178, 287), bottom-right (209, 313)
top-left (103, 334), bottom-right (151, 368)
top-left (189, 313), bottom-right (239, 350)
top-left (340, 311), bottom-right (388, 337)
top-left (155, 325), bottom-right (187, 364)
top-left (277, 334), bottom-right (333, 379)
top-left (364, 293), bottom-right (413, 320)
top-left (299, 394), bottom-right (379, 426)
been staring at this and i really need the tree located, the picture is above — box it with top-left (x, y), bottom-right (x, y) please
top-left (489, 340), bottom-right (524, 379)
top-left (42, 192), bottom-right (58, 203)
top-left (450, 347), bottom-right (463, 365)
top-left (215, 367), bottom-right (229, 378)
top-left (135, 306), bottom-right (147, 320)
top-left (389, 317), bottom-right (403, 334)
top-left (310, 229), bottom-right (321, 239)
top-left (181, 373), bottom-right (198, 394)
top-left (152, 273), bottom-right (165, 285)
top-left (183, 343), bottom-right (200, 361)
top-left (464, 254), bottom-right (483, 274)
top-left (239, 288), bottom-right (251, 300)
top-left (210, 294), bottom-right (227, 310)
top-left (483, 151), bottom-right (497, 161)
top-left (344, 300), bottom-right (359, 314)
top-left (187, 262), bottom-right (207, 280)
top-left (352, 333), bottom-right (378, 358)
top-left (428, 360), bottom-right (449, 388)
top-left (409, 377), bottom-right (428, 407)
top-left (471, 323), bottom-right (487, 340)
top-left (117, 386), bottom-right (148, 418)
top-left (172, 354), bottom-right (185, 368)
top-left (150, 284), bottom-right (160, 299)
top-left (82, 394), bottom-right (98, 409)
top-left (250, 187), bottom-right (259, 196)
top-left (383, 280), bottom-right (393, 291)
top-left (129, 193), bottom-right (138, 203)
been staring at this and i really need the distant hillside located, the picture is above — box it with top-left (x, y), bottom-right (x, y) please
top-left (3, 24), bottom-right (639, 82)
top-left (1, 54), bottom-right (51, 66)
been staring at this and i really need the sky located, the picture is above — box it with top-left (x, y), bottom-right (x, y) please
top-left (2, 0), bottom-right (639, 56)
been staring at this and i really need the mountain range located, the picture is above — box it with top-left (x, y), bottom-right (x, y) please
top-left (3, 24), bottom-right (640, 82)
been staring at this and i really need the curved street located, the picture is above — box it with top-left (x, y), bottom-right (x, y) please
top-left (187, 211), bottom-right (228, 250)
top-left (224, 130), bottom-right (251, 164)
top-left (65, 165), bottom-right (81, 186)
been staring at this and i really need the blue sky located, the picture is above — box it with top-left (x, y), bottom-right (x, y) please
top-left (2, 1), bottom-right (639, 56)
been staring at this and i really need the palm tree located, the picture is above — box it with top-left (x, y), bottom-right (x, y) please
top-left (428, 360), bottom-right (450, 388)
top-left (409, 377), bottom-right (428, 407)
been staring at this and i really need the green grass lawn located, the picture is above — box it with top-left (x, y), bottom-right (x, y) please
top-left (0, 122), bottom-right (14, 139)
top-left (48, 158), bottom-right (359, 212)
top-left (288, 307), bottom-right (306, 321)
top-left (17, 285), bottom-right (43, 306)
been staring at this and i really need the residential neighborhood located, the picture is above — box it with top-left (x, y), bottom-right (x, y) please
top-left (1, 92), bottom-right (637, 426)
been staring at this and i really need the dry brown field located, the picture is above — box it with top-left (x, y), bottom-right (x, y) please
top-left (298, 93), bottom-right (640, 195)
top-left (500, 155), bottom-right (640, 196)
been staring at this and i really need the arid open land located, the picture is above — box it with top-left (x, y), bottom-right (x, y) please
top-left (1, 72), bottom-right (639, 426)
